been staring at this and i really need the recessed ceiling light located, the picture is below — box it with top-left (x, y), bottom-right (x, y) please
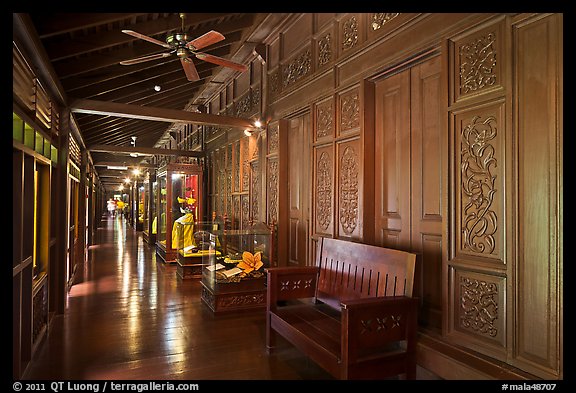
top-left (154, 85), bottom-right (161, 92)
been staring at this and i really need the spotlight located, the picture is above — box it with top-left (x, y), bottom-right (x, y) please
top-left (254, 120), bottom-right (262, 128)
top-left (244, 129), bottom-right (253, 137)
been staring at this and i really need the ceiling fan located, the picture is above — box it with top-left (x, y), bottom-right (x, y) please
top-left (119, 13), bottom-right (248, 81)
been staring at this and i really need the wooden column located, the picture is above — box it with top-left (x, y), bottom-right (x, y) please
top-left (53, 108), bottom-right (70, 315)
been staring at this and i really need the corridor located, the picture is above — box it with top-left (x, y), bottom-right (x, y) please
top-left (22, 214), bottom-right (332, 380)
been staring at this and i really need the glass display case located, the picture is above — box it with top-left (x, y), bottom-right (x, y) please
top-left (155, 162), bottom-right (203, 263)
top-left (135, 180), bottom-right (144, 231)
top-left (200, 222), bottom-right (275, 313)
top-left (175, 220), bottom-right (222, 279)
top-left (142, 173), bottom-right (151, 242)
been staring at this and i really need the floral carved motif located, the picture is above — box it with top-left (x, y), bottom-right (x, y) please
top-left (461, 115), bottom-right (498, 254)
top-left (459, 32), bottom-right (497, 95)
top-left (220, 293), bottom-right (265, 308)
top-left (316, 151), bottom-right (332, 231)
top-left (339, 146), bottom-right (359, 235)
top-left (268, 124), bottom-right (279, 154)
top-left (251, 161), bottom-right (260, 220)
top-left (235, 92), bottom-right (252, 117)
top-left (340, 90), bottom-right (360, 131)
top-left (318, 34), bottom-right (332, 66)
top-left (282, 49), bottom-right (311, 88)
top-left (242, 138), bottom-right (250, 191)
top-left (268, 160), bottom-right (279, 224)
top-left (233, 142), bottom-right (240, 192)
top-left (360, 315), bottom-right (402, 335)
top-left (370, 13), bottom-right (399, 30)
top-left (342, 16), bottom-right (358, 50)
top-left (269, 69), bottom-right (280, 97)
top-left (280, 278), bottom-right (314, 291)
top-left (460, 276), bottom-right (498, 337)
top-left (316, 100), bottom-right (333, 139)
top-left (241, 195), bottom-right (250, 228)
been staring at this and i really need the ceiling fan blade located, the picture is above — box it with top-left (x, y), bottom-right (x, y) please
top-left (195, 53), bottom-right (248, 72)
top-left (186, 30), bottom-right (225, 50)
top-left (121, 29), bottom-right (171, 49)
top-left (181, 58), bottom-right (200, 81)
top-left (120, 52), bottom-right (171, 65)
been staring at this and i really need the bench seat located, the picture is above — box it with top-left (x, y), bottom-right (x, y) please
top-left (265, 237), bottom-right (418, 380)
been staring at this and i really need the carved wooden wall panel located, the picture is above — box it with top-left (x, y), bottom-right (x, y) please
top-left (453, 102), bottom-right (505, 265)
top-left (267, 157), bottom-right (279, 224)
top-left (450, 19), bottom-right (506, 105)
top-left (336, 138), bottom-right (362, 239)
top-left (314, 97), bottom-right (334, 142)
top-left (339, 14), bottom-right (362, 54)
top-left (240, 136), bottom-right (250, 192)
top-left (313, 144), bottom-right (333, 237)
top-left (338, 86), bottom-right (360, 137)
top-left (225, 144), bottom-right (232, 218)
top-left (369, 13), bottom-right (400, 34)
top-left (250, 160), bottom-right (260, 222)
top-left (233, 141), bottom-right (241, 192)
top-left (446, 18), bottom-right (511, 363)
top-left (316, 30), bottom-right (332, 70)
top-left (451, 267), bottom-right (506, 349)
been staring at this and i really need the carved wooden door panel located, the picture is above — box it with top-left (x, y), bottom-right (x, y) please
top-left (374, 55), bottom-right (444, 331)
top-left (287, 114), bottom-right (311, 266)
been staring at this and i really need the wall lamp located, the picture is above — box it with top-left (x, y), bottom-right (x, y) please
top-left (244, 119), bottom-right (264, 136)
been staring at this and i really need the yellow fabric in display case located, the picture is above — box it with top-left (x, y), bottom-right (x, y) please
top-left (172, 213), bottom-right (195, 250)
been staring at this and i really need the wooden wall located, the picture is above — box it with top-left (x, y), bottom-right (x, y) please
top-left (203, 13), bottom-right (563, 380)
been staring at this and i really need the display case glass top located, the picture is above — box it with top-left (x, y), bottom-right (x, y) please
top-left (155, 162), bottom-right (203, 263)
top-left (200, 222), bottom-right (274, 312)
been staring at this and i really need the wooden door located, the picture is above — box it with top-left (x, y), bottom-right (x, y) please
top-left (409, 56), bottom-right (443, 329)
top-left (374, 55), bottom-right (444, 330)
top-left (374, 68), bottom-right (411, 250)
top-left (287, 113), bottom-right (311, 266)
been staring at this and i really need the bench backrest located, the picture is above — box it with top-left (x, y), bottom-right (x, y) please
top-left (315, 237), bottom-right (416, 309)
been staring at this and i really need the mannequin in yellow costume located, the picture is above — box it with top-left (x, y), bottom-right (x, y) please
top-left (172, 212), bottom-right (195, 252)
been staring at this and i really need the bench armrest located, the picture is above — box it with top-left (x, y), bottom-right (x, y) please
top-left (340, 296), bottom-right (418, 365)
top-left (266, 266), bottom-right (320, 307)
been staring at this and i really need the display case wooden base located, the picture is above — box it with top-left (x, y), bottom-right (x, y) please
top-left (200, 276), bottom-right (266, 313)
top-left (176, 254), bottom-right (204, 279)
top-left (155, 241), bottom-right (176, 264)
top-left (143, 231), bottom-right (156, 245)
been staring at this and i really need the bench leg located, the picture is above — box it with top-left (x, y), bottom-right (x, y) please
top-left (266, 312), bottom-right (277, 353)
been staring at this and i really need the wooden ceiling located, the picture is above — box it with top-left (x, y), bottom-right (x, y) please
top-left (21, 12), bottom-right (268, 189)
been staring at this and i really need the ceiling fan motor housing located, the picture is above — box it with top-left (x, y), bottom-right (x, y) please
top-left (167, 32), bottom-right (192, 46)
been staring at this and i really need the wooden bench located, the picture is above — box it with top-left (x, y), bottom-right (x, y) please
top-left (265, 237), bottom-right (418, 380)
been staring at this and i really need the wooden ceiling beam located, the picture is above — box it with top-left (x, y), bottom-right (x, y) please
top-left (77, 80), bottom-right (209, 131)
top-left (70, 99), bottom-right (258, 130)
top-left (31, 13), bottom-right (148, 39)
top-left (88, 144), bottom-right (204, 158)
top-left (83, 119), bottom-right (170, 146)
top-left (73, 53), bottom-right (222, 100)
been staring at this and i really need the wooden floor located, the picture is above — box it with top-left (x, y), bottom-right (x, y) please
top-left (23, 214), bottom-right (440, 381)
